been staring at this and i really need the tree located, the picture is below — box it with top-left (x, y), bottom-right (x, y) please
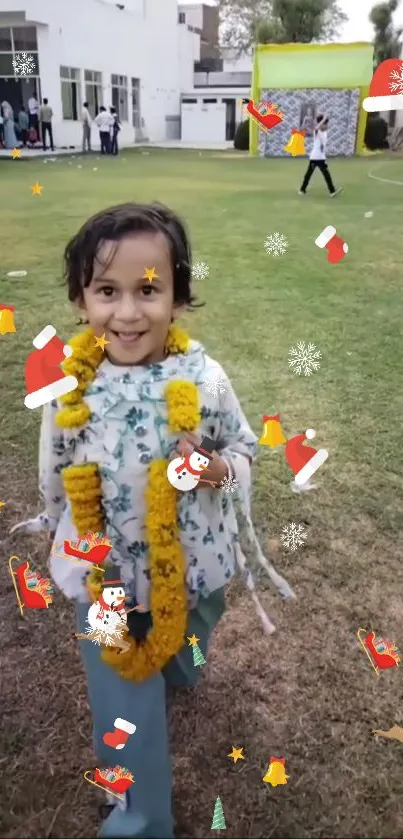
top-left (211, 796), bottom-right (226, 830)
top-left (187, 633), bottom-right (207, 667)
top-left (218, 0), bottom-right (348, 55)
top-left (369, 0), bottom-right (403, 67)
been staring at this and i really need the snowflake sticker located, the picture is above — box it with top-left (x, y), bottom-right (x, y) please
top-left (281, 522), bottom-right (307, 551)
top-left (220, 476), bottom-right (239, 494)
top-left (203, 374), bottom-right (227, 398)
top-left (389, 61), bottom-right (403, 94)
top-left (288, 341), bottom-right (321, 376)
top-left (264, 232), bottom-right (288, 256)
top-left (192, 260), bottom-right (209, 281)
top-left (12, 52), bottom-right (36, 76)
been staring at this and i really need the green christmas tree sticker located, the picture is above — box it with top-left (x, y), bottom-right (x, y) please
top-left (211, 796), bottom-right (226, 830)
top-left (188, 633), bottom-right (206, 667)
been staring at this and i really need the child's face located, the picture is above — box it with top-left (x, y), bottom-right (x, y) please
top-left (80, 231), bottom-right (183, 365)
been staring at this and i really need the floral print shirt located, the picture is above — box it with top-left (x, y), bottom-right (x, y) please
top-left (40, 340), bottom-right (258, 605)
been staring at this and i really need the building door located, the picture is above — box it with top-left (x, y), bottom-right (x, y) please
top-left (222, 98), bottom-right (236, 140)
top-left (131, 77), bottom-right (140, 138)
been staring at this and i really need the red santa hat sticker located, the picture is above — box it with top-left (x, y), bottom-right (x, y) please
top-left (285, 429), bottom-right (328, 492)
top-left (24, 324), bottom-right (78, 410)
top-left (363, 58), bottom-right (403, 112)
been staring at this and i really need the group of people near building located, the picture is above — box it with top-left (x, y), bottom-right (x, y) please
top-left (0, 96), bottom-right (54, 151)
top-left (0, 95), bottom-right (121, 154)
top-left (82, 103), bottom-right (121, 155)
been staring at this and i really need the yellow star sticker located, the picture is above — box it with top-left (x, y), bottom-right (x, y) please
top-left (187, 634), bottom-right (200, 647)
top-left (0, 501), bottom-right (6, 511)
top-left (31, 182), bottom-right (43, 196)
top-left (94, 333), bottom-right (110, 351)
top-left (142, 267), bottom-right (159, 283)
top-left (12, 148), bottom-right (21, 159)
top-left (228, 746), bottom-right (245, 764)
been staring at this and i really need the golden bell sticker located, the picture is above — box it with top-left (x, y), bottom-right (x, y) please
top-left (283, 129), bottom-right (306, 157)
top-left (0, 304), bottom-right (16, 334)
top-left (259, 414), bottom-right (287, 448)
top-left (263, 756), bottom-right (290, 786)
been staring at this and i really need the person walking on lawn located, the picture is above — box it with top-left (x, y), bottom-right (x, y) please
top-left (95, 106), bottom-right (113, 154)
top-left (39, 98), bottom-right (54, 152)
top-left (299, 114), bottom-right (342, 197)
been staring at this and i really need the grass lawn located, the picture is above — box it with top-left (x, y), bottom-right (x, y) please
top-left (1, 148), bottom-right (403, 839)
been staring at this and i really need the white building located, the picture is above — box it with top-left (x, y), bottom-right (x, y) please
top-left (0, 0), bottom-right (198, 148)
top-left (178, 3), bottom-right (252, 144)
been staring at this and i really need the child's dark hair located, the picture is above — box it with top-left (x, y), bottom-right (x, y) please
top-left (64, 201), bottom-right (202, 310)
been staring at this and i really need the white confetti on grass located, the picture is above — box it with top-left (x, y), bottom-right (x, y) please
top-left (192, 260), bottom-right (209, 281)
top-left (203, 374), bottom-right (228, 398)
top-left (288, 341), bottom-right (321, 376)
top-left (220, 476), bottom-right (239, 494)
top-left (281, 522), bottom-right (307, 551)
top-left (264, 232), bottom-right (289, 256)
top-left (12, 52), bottom-right (36, 76)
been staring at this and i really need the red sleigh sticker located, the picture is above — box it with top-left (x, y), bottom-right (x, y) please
top-left (357, 628), bottom-right (401, 676)
top-left (84, 766), bottom-right (134, 800)
top-left (8, 556), bottom-right (53, 616)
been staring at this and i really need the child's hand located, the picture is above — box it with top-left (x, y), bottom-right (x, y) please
top-left (174, 433), bottom-right (228, 488)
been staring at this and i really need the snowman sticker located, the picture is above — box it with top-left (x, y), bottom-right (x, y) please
top-left (87, 567), bottom-right (128, 632)
top-left (166, 436), bottom-right (217, 492)
top-left (76, 566), bottom-right (132, 653)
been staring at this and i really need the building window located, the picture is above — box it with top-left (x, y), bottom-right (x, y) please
top-left (84, 69), bottom-right (103, 116)
top-left (0, 26), bottom-right (39, 77)
top-left (178, 11), bottom-right (186, 23)
top-left (111, 74), bottom-right (128, 121)
top-left (60, 66), bottom-right (81, 120)
top-left (12, 26), bottom-right (37, 51)
top-left (389, 109), bottom-right (396, 128)
top-left (0, 54), bottom-right (14, 76)
top-left (131, 77), bottom-right (140, 128)
top-left (0, 27), bottom-right (12, 51)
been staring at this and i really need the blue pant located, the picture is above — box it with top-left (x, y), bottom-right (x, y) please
top-left (76, 589), bottom-right (225, 838)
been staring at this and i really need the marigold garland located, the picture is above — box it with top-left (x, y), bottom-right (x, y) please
top-left (56, 324), bottom-right (199, 682)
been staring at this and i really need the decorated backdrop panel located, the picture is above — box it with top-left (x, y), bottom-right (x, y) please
top-left (250, 43), bottom-right (373, 155)
top-left (258, 88), bottom-right (360, 157)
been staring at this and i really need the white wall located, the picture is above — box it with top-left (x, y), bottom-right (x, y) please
top-left (2, 0), bottom-right (198, 147)
top-left (181, 101), bottom-right (226, 142)
top-left (222, 48), bottom-right (253, 73)
top-left (178, 3), bottom-right (203, 30)
top-left (178, 23), bottom-right (200, 91)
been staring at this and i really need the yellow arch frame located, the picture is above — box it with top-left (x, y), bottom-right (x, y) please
top-left (249, 42), bottom-right (372, 156)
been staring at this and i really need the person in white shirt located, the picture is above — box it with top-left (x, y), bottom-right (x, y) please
top-left (299, 114), bottom-right (342, 197)
top-left (82, 101), bottom-right (92, 152)
top-left (28, 94), bottom-right (39, 136)
top-left (94, 106), bottom-right (113, 154)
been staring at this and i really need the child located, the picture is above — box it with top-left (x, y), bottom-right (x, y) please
top-left (299, 114), bottom-right (342, 197)
top-left (12, 202), bottom-right (294, 839)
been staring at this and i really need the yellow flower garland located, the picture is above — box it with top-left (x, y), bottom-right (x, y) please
top-left (56, 325), bottom-right (200, 682)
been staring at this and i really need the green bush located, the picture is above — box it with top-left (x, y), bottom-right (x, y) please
top-left (234, 119), bottom-right (249, 150)
top-left (364, 115), bottom-right (389, 150)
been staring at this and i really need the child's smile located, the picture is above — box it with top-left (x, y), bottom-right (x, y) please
top-left (81, 231), bottom-right (183, 366)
